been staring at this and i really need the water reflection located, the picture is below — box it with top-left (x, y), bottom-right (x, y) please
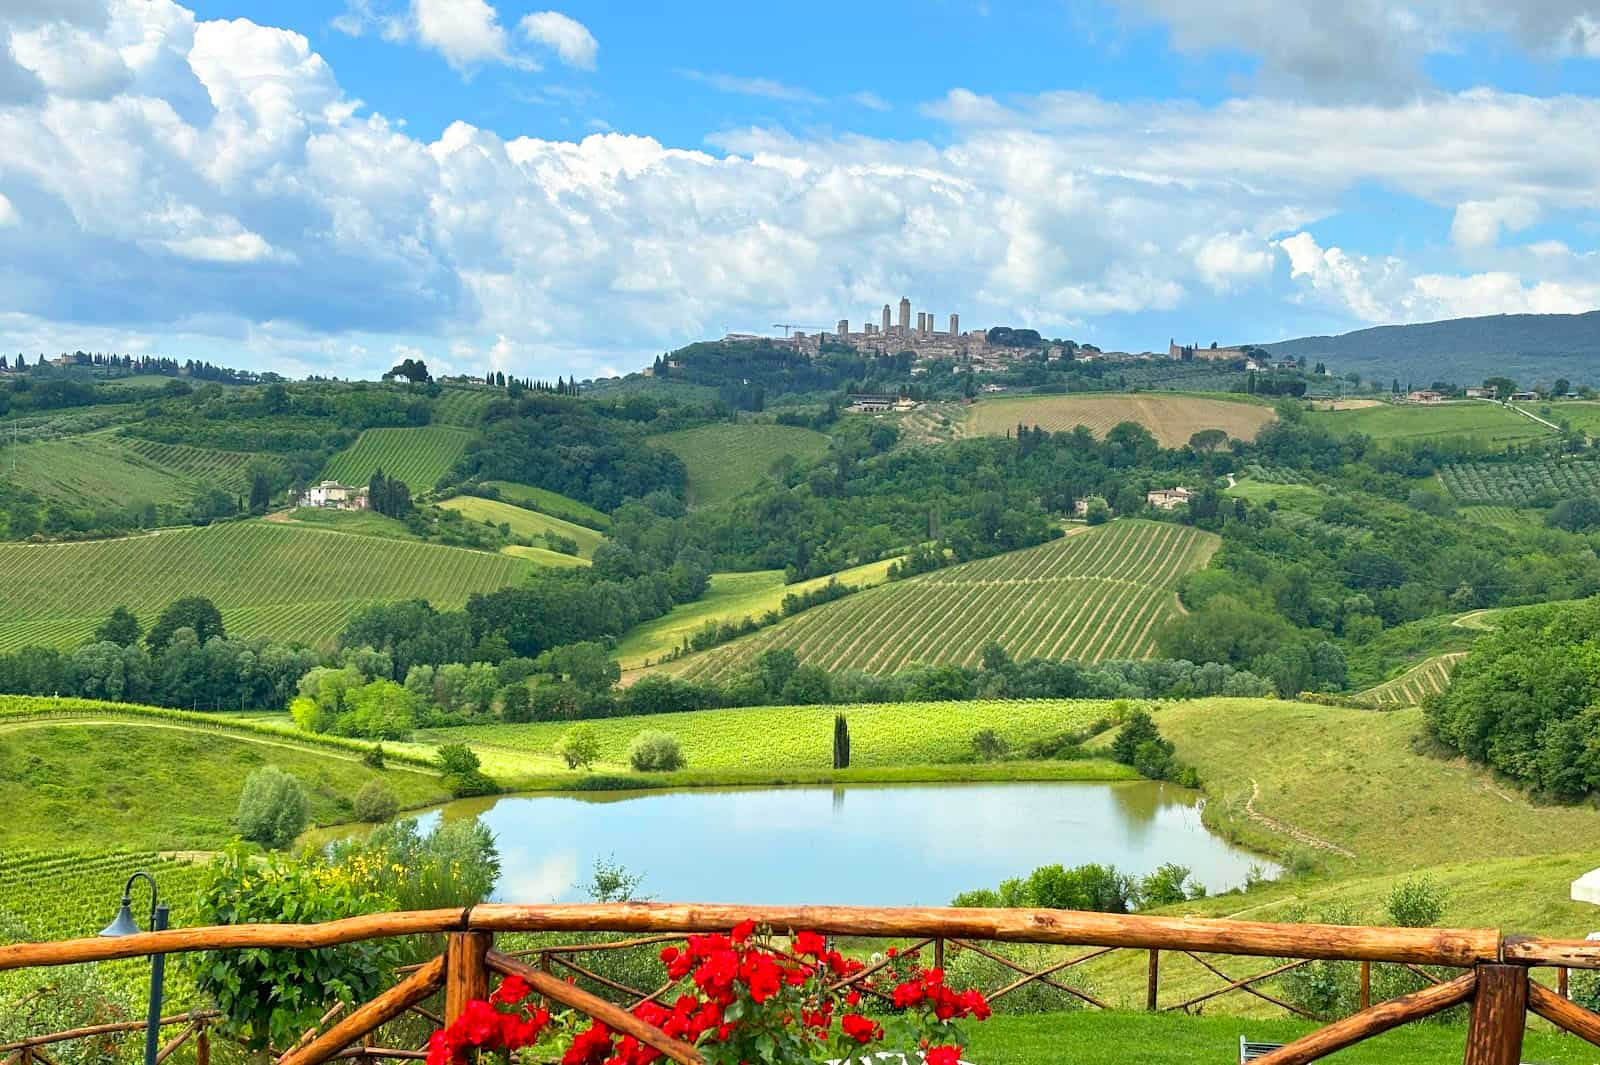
top-left (341, 781), bottom-right (1271, 907)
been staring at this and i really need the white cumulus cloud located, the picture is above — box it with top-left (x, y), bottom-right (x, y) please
top-left (519, 11), bottom-right (597, 70)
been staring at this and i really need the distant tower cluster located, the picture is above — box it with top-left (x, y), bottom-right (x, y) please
top-left (949, 313), bottom-right (959, 335)
top-left (898, 297), bottom-right (911, 335)
top-left (881, 304), bottom-right (892, 333)
top-left (837, 319), bottom-right (848, 339)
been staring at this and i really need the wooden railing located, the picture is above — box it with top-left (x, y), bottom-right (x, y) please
top-left (5, 903), bottom-right (1600, 1065)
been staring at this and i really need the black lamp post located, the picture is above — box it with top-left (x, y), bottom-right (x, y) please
top-left (99, 871), bottom-right (168, 1065)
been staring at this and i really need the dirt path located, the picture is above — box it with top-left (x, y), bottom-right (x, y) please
top-left (1245, 779), bottom-right (1357, 859)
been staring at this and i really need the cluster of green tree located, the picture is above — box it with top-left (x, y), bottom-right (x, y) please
top-left (1161, 408), bottom-right (1600, 694)
top-left (538, 646), bottom-right (1272, 724)
top-left (660, 578), bottom-right (860, 661)
top-left (1425, 597), bottom-right (1600, 799)
top-left (1108, 708), bottom-right (1195, 785)
top-left (693, 422), bottom-right (1210, 578)
top-left (0, 601), bottom-right (316, 710)
top-left (951, 860), bottom-right (1206, 912)
top-left (455, 392), bottom-right (690, 510)
top-left (366, 470), bottom-right (413, 519)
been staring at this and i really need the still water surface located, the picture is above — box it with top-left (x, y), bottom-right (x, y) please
top-left (387, 781), bottom-right (1272, 906)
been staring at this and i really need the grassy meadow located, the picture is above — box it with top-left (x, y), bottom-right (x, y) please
top-left (440, 495), bottom-right (607, 556)
top-left (482, 480), bottom-right (611, 528)
top-left (964, 393), bottom-right (1275, 447)
top-left (646, 422), bottom-right (831, 507)
top-left (1305, 400), bottom-right (1553, 446)
top-left (0, 520), bottom-right (534, 650)
top-left (614, 558), bottom-right (900, 669)
top-left (321, 425), bottom-right (475, 491)
top-left (658, 521), bottom-right (1217, 682)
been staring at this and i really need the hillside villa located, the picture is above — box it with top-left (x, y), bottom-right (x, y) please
top-left (1405, 389), bottom-right (1445, 404)
top-left (1146, 487), bottom-right (1192, 510)
top-left (298, 480), bottom-right (368, 510)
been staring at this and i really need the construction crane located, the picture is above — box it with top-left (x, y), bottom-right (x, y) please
top-left (771, 323), bottom-right (829, 337)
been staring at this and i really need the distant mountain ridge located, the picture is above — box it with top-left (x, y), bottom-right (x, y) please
top-left (1258, 310), bottom-right (1600, 386)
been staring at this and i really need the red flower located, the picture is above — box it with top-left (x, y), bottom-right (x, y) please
top-left (489, 974), bottom-right (532, 1006)
top-left (560, 1021), bottom-right (613, 1065)
top-left (794, 930), bottom-right (828, 958)
top-left (731, 919), bottom-right (757, 944)
top-left (839, 1013), bottom-right (883, 1044)
top-left (925, 1045), bottom-right (964, 1065)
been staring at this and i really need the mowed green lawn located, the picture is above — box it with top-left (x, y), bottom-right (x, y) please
top-left (646, 423), bottom-right (831, 508)
top-left (1305, 400), bottom-right (1553, 446)
top-left (614, 558), bottom-right (900, 669)
top-left (0, 520), bottom-right (534, 651)
top-left (322, 425), bottom-right (475, 491)
top-left (483, 481), bottom-right (610, 528)
top-left (659, 521), bottom-right (1217, 682)
top-left (426, 698), bottom-right (1119, 776)
top-left (440, 495), bottom-right (607, 557)
top-left (965, 1011), bottom-right (1592, 1065)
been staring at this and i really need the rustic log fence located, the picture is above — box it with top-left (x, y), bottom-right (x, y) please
top-left (3, 903), bottom-right (1600, 1065)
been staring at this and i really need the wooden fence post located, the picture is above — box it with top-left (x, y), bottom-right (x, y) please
top-left (1559, 966), bottom-right (1569, 1000)
top-left (1360, 961), bottom-right (1371, 1011)
top-left (1462, 964), bottom-right (1527, 1065)
top-left (1146, 949), bottom-right (1159, 1011)
top-left (934, 938), bottom-right (944, 973)
top-left (445, 932), bottom-right (494, 1024)
top-left (195, 1024), bottom-right (209, 1065)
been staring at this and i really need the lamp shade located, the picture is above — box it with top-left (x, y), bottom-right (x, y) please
top-left (99, 897), bottom-right (140, 937)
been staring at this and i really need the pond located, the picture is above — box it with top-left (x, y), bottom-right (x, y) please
top-left (377, 781), bottom-right (1273, 907)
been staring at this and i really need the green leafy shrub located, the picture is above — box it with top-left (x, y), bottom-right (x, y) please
top-left (436, 743), bottom-right (499, 797)
top-left (352, 780), bottom-right (399, 823)
top-left (971, 728), bottom-right (1008, 761)
top-left (628, 730), bottom-right (686, 771)
top-left (362, 743), bottom-right (386, 769)
top-left (235, 765), bottom-right (308, 849)
top-left (191, 843), bottom-right (400, 1049)
top-left (558, 724), bottom-right (602, 769)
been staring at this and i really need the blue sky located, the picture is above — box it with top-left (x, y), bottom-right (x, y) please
top-left (2, 0), bottom-right (1600, 379)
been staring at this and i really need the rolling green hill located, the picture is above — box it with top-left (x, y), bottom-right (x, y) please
top-left (1, 432), bottom-right (257, 509)
top-left (483, 480), bottom-right (610, 528)
top-left (614, 558), bottom-right (900, 669)
top-left (440, 495), bottom-right (606, 557)
top-left (0, 520), bottom-right (535, 651)
top-left (0, 705), bottom-right (444, 851)
top-left (1305, 401), bottom-right (1552, 447)
top-left (645, 423), bottom-right (831, 508)
top-left (657, 520), bottom-right (1218, 682)
top-left (321, 425), bottom-right (474, 491)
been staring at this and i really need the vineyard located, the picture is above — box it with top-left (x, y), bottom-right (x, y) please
top-left (1438, 458), bottom-right (1600, 505)
top-left (321, 425), bottom-right (475, 492)
top-left (1306, 401), bottom-right (1552, 446)
top-left (1353, 653), bottom-right (1468, 708)
top-left (433, 386), bottom-right (498, 426)
top-left (645, 423), bottom-right (831, 508)
top-left (440, 495), bottom-right (607, 557)
top-left (658, 520), bottom-right (1218, 683)
top-left (120, 437), bottom-right (260, 494)
top-left (431, 698), bottom-right (1120, 773)
top-left (0, 849), bottom-right (208, 943)
top-left (1, 433), bottom-right (225, 509)
top-left (0, 521), bottom-right (533, 650)
top-left (963, 394), bottom-right (1274, 448)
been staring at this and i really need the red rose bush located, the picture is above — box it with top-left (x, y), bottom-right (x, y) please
top-left (426, 920), bottom-right (989, 1065)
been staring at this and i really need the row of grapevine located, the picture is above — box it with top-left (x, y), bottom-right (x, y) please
top-left (661, 521), bottom-right (1218, 682)
top-left (1438, 458), bottom-right (1600, 505)
top-left (0, 521), bottom-right (533, 650)
top-left (433, 387), bottom-right (497, 427)
top-left (321, 426), bottom-right (475, 491)
top-left (1239, 463), bottom-right (1309, 484)
top-left (119, 438), bottom-right (260, 494)
top-left (1354, 653), bottom-right (1468, 708)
